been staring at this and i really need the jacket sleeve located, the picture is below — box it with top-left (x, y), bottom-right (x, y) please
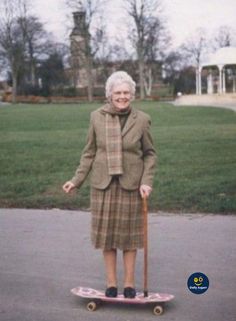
top-left (140, 116), bottom-right (157, 187)
top-left (70, 115), bottom-right (97, 188)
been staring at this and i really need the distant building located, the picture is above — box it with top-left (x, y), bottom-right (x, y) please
top-left (196, 47), bottom-right (236, 95)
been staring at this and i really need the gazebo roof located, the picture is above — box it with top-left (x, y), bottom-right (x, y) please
top-left (201, 47), bottom-right (236, 67)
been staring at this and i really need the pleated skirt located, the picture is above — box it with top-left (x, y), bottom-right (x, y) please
top-left (90, 177), bottom-right (143, 250)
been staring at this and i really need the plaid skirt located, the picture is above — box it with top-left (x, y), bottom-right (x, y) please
top-left (90, 177), bottom-right (143, 250)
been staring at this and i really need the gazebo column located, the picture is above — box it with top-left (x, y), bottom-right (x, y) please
top-left (195, 69), bottom-right (199, 94)
top-left (196, 66), bottom-right (202, 95)
top-left (207, 70), bottom-right (213, 94)
top-left (222, 67), bottom-right (226, 93)
top-left (199, 67), bottom-right (202, 94)
top-left (233, 75), bottom-right (236, 93)
top-left (218, 64), bottom-right (224, 94)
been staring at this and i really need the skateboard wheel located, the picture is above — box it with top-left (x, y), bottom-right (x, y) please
top-left (153, 305), bottom-right (164, 316)
top-left (87, 301), bottom-right (97, 312)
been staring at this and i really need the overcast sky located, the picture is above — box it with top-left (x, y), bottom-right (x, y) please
top-left (31, 0), bottom-right (236, 48)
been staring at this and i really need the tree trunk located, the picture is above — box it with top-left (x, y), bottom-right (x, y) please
top-left (12, 72), bottom-right (18, 104)
top-left (144, 67), bottom-right (153, 96)
top-left (30, 61), bottom-right (36, 87)
top-left (86, 56), bottom-right (93, 102)
top-left (139, 60), bottom-right (145, 100)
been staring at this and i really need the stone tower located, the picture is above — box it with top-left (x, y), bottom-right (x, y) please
top-left (70, 8), bottom-right (88, 87)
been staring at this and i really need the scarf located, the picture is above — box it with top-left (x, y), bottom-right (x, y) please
top-left (104, 104), bottom-right (131, 176)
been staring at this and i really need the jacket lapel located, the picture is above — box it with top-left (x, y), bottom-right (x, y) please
top-left (122, 108), bottom-right (137, 137)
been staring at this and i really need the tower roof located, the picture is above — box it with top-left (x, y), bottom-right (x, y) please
top-left (70, 11), bottom-right (86, 37)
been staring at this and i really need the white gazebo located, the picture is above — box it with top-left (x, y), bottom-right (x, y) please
top-left (196, 47), bottom-right (236, 95)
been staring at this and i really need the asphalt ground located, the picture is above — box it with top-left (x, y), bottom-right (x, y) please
top-left (0, 208), bottom-right (235, 321)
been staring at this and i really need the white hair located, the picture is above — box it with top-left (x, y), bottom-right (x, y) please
top-left (105, 71), bottom-right (136, 99)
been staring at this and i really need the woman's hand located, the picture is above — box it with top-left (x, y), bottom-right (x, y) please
top-left (62, 181), bottom-right (76, 193)
top-left (139, 184), bottom-right (152, 198)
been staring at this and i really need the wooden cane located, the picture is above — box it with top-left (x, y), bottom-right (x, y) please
top-left (143, 195), bottom-right (148, 297)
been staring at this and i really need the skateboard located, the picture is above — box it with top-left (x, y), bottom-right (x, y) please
top-left (71, 286), bottom-right (174, 315)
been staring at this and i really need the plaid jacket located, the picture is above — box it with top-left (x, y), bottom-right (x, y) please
top-left (71, 105), bottom-right (156, 190)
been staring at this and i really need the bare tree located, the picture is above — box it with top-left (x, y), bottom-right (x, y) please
top-left (142, 16), bottom-right (170, 96)
top-left (162, 50), bottom-right (188, 94)
top-left (180, 28), bottom-right (210, 96)
top-left (0, 0), bottom-right (25, 102)
top-left (0, 0), bottom-right (54, 101)
top-left (213, 25), bottom-right (234, 49)
top-left (123, 0), bottom-right (167, 99)
top-left (18, 14), bottom-right (49, 87)
top-left (180, 28), bottom-right (208, 68)
top-left (66, 0), bottom-right (107, 101)
top-left (162, 50), bottom-right (184, 80)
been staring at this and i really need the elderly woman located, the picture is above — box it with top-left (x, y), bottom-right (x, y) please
top-left (63, 71), bottom-right (156, 298)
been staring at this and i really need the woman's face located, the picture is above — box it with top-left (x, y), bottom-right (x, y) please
top-left (111, 82), bottom-right (132, 110)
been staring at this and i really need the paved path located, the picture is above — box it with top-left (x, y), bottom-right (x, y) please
top-left (0, 209), bottom-right (235, 321)
top-left (171, 100), bottom-right (236, 112)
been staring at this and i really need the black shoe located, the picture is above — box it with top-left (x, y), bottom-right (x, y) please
top-left (124, 287), bottom-right (136, 298)
top-left (105, 287), bottom-right (118, 297)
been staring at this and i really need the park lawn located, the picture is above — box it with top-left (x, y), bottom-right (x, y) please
top-left (0, 102), bottom-right (236, 213)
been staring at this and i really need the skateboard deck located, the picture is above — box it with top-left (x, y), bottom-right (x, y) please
top-left (71, 286), bottom-right (174, 315)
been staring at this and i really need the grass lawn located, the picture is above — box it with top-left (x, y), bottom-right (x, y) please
top-left (0, 102), bottom-right (236, 213)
